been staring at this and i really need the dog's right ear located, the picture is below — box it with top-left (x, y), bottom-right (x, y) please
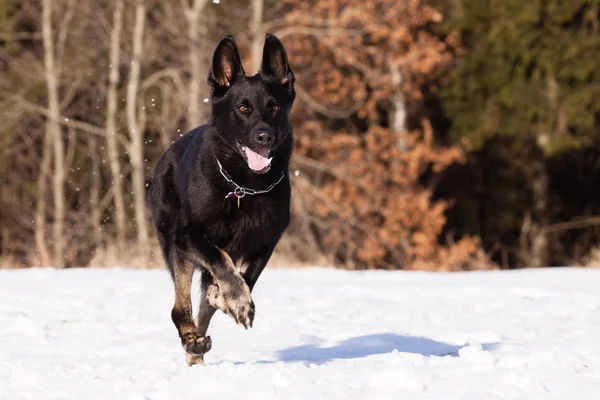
top-left (208, 36), bottom-right (246, 91)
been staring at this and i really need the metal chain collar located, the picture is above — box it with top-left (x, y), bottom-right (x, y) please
top-left (215, 157), bottom-right (285, 202)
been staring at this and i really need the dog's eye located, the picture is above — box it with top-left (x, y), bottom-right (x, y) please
top-left (272, 104), bottom-right (280, 112)
top-left (238, 105), bottom-right (249, 113)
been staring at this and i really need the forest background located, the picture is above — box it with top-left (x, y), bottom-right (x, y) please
top-left (1, 0), bottom-right (599, 270)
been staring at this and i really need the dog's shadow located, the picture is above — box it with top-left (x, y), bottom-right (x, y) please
top-left (271, 333), bottom-right (499, 365)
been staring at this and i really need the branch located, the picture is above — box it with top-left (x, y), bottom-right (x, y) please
top-left (295, 176), bottom-right (407, 262)
top-left (0, 47), bottom-right (45, 82)
top-left (269, 24), bottom-right (376, 80)
top-left (273, 26), bottom-right (364, 40)
top-left (295, 85), bottom-right (366, 119)
top-left (317, 37), bottom-right (379, 80)
top-left (56, 0), bottom-right (76, 76)
top-left (63, 127), bottom-right (76, 172)
top-left (0, 32), bottom-right (43, 40)
top-left (59, 71), bottom-right (84, 110)
top-left (181, 0), bottom-right (209, 21)
top-left (140, 68), bottom-right (186, 95)
top-left (192, 0), bottom-right (210, 15)
top-left (263, 16), bottom-right (361, 31)
top-left (543, 216), bottom-right (600, 234)
top-left (292, 154), bottom-right (372, 193)
top-left (6, 93), bottom-right (109, 138)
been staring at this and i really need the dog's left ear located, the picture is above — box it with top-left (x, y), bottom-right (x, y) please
top-left (208, 35), bottom-right (246, 91)
top-left (260, 33), bottom-right (295, 90)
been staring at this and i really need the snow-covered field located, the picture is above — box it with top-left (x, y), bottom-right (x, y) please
top-left (0, 267), bottom-right (599, 399)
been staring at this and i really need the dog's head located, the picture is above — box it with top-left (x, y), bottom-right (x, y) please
top-left (208, 34), bottom-right (295, 174)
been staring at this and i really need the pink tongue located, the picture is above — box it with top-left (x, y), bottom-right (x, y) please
top-left (244, 147), bottom-right (271, 171)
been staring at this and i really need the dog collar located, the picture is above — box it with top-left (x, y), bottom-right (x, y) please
top-left (215, 157), bottom-right (285, 208)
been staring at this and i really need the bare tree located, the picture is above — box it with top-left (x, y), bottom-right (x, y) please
top-left (390, 63), bottom-right (407, 151)
top-left (182, 0), bottom-right (210, 129)
top-left (87, 136), bottom-right (102, 253)
top-left (41, 0), bottom-right (65, 267)
top-left (521, 156), bottom-right (550, 268)
top-left (251, 0), bottom-right (264, 74)
top-left (34, 119), bottom-right (52, 267)
top-left (105, 0), bottom-right (127, 247)
top-left (127, 0), bottom-right (149, 247)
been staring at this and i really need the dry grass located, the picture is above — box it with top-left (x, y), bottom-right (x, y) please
top-left (584, 246), bottom-right (600, 268)
top-left (0, 255), bottom-right (24, 269)
top-left (0, 235), bottom-right (326, 270)
top-left (264, 252), bottom-right (322, 268)
top-left (88, 242), bottom-right (164, 269)
top-left (88, 240), bottom-right (322, 269)
top-left (5, 237), bottom-right (594, 270)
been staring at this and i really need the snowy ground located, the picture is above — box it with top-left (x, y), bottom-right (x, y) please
top-left (1, 267), bottom-right (599, 399)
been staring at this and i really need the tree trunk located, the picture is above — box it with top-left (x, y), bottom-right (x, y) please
top-left (251, 0), bottom-right (264, 74)
top-left (184, 0), bottom-right (209, 130)
top-left (34, 119), bottom-right (52, 267)
top-left (390, 63), bottom-right (407, 151)
top-left (105, 0), bottom-right (127, 247)
top-left (89, 136), bottom-right (102, 250)
top-left (528, 156), bottom-right (550, 267)
top-left (520, 143), bottom-right (550, 268)
top-left (127, 0), bottom-right (149, 248)
top-left (42, 0), bottom-right (65, 268)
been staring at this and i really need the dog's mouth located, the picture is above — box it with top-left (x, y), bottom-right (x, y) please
top-left (237, 142), bottom-right (274, 173)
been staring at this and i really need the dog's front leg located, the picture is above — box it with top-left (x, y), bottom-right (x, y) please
top-left (204, 247), bottom-right (274, 333)
top-left (203, 248), bottom-right (255, 329)
top-left (242, 247), bottom-right (275, 292)
top-left (170, 249), bottom-right (212, 365)
top-left (176, 226), bottom-right (255, 329)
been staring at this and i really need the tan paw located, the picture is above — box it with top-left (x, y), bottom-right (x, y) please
top-left (207, 279), bottom-right (255, 329)
top-left (186, 352), bottom-right (205, 366)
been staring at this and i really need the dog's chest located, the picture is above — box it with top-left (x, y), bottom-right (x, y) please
top-left (205, 195), bottom-right (285, 258)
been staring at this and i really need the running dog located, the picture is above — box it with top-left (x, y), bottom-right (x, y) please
top-left (148, 33), bottom-right (295, 365)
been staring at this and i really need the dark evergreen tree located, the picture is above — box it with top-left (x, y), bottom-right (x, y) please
top-left (437, 0), bottom-right (600, 266)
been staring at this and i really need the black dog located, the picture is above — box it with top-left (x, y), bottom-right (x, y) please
top-left (148, 34), bottom-right (295, 365)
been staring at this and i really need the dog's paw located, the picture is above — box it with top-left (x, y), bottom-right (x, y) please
top-left (186, 352), bottom-right (205, 367)
top-left (207, 279), bottom-right (255, 329)
top-left (206, 284), bottom-right (227, 313)
top-left (181, 332), bottom-right (212, 356)
top-left (225, 285), bottom-right (255, 329)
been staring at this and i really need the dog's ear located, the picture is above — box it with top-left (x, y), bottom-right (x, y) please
top-left (260, 33), bottom-right (295, 89)
top-left (208, 35), bottom-right (246, 90)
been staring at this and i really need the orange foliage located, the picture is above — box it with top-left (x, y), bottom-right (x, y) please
top-left (273, 0), bottom-right (490, 270)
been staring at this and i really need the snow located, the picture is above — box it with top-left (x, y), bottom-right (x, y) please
top-left (1, 267), bottom-right (599, 399)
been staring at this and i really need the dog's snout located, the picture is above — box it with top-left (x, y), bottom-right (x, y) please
top-left (254, 131), bottom-right (275, 146)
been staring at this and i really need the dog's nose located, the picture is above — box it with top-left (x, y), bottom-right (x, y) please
top-left (255, 131), bottom-right (275, 146)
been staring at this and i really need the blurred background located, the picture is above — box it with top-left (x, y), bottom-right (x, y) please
top-left (1, 0), bottom-right (599, 270)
